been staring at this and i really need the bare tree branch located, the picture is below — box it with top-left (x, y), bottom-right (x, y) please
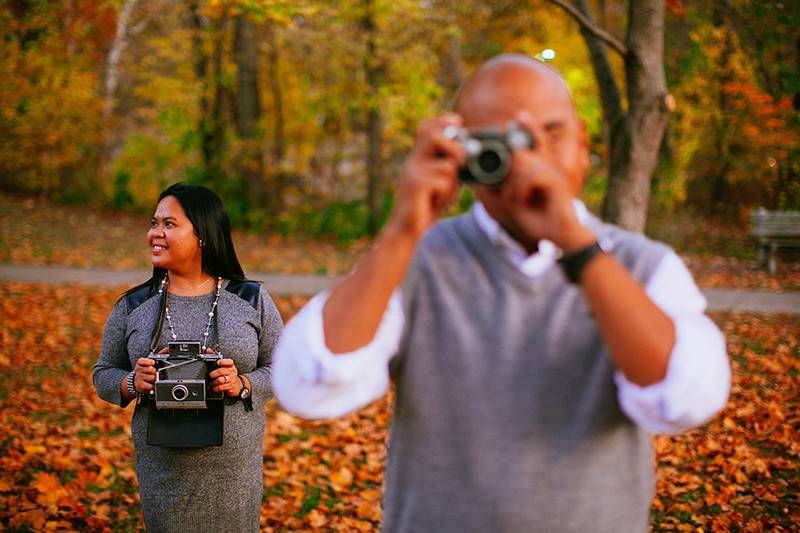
top-left (545, 0), bottom-right (628, 56)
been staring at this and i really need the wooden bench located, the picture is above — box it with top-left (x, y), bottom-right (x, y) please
top-left (750, 207), bottom-right (800, 274)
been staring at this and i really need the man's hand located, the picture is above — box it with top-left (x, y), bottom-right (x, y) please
top-left (387, 113), bottom-right (465, 238)
top-left (322, 114), bottom-right (464, 354)
top-left (501, 111), bottom-right (595, 253)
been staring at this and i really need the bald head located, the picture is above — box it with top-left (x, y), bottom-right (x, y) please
top-left (455, 54), bottom-right (577, 128)
top-left (454, 54), bottom-right (590, 239)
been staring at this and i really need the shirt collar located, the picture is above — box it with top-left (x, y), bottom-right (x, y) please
top-left (470, 199), bottom-right (591, 277)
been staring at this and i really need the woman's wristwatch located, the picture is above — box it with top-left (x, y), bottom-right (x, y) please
top-left (238, 376), bottom-right (250, 400)
top-left (126, 371), bottom-right (142, 396)
top-left (238, 376), bottom-right (253, 411)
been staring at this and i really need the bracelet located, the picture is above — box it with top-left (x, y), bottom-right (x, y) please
top-left (558, 241), bottom-right (605, 284)
top-left (126, 371), bottom-right (141, 396)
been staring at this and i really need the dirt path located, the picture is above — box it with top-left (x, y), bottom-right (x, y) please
top-left (1, 263), bottom-right (798, 314)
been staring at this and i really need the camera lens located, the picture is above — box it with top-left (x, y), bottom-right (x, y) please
top-left (467, 139), bottom-right (510, 186)
top-left (478, 150), bottom-right (502, 173)
top-left (171, 384), bottom-right (189, 401)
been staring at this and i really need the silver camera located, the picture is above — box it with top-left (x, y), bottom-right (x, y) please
top-left (443, 123), bottom-right (534, 186)
top-left (150, 341), bottom-right (223, 410)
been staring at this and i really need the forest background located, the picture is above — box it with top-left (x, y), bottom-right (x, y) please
top-left (1, 0), bottom-right (798, 243)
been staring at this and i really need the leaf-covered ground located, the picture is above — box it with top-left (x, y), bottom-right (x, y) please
top-left (0, 283), bottom-right (797, 531)
top-left (0, 193), bottom-right (368, 276)
top-left (1, 192), bottom-right (798, 290)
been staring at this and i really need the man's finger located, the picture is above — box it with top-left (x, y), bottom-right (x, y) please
top-left (511, 110), bottom-right (538, 139)
top-left (427, 134), bottom-right (465, 165)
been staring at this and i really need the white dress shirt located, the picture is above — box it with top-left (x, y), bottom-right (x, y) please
top-left (272, 201), bottom-right (730, 434)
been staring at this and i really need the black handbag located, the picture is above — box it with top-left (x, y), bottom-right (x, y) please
top-left (146, 399), bottom-right (223, 447)
top-left (142, 281), bottom-right (224, 448)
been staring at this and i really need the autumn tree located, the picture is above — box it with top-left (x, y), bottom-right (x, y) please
top-left (546, 0), bottom-right (673, 232)
top-left (666, 1), bottom-right (799, 215)
top-left (0, 0), bottom-right (109, 197)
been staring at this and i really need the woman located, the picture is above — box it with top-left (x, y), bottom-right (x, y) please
top-left (93, 183), bottom-right (283, 532)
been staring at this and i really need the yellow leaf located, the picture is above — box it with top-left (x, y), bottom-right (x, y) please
top-left (307, 509), bottom-right (327, 528)
top-left (24, 445), bottom-right (47, 455)
top-left (330, 467), bottom-right (353, 491)
top-left (359, 488), bottom-right (382, 501)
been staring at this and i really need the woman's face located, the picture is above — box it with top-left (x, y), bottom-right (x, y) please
top-left (147, 195), bottom-right (203, 273)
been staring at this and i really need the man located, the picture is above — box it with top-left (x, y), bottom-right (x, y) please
top-left (272, 55), bottom-right (730, 532)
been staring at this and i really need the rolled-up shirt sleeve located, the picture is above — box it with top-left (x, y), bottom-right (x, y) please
top-left (272, 289), bottom-right (404, 419)
top-left (615, 250), bottom-right (730, 435)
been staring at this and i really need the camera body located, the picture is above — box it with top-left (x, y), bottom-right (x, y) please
top-left (444, 124), bottom-right (534, 186)
top-left (149, 341), bottom-right (223, 410)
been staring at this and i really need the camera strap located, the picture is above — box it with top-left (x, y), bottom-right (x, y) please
top-left (148, 276), bottom-right (222, 354)
top-left (148, 276), bottom-right (169, 354)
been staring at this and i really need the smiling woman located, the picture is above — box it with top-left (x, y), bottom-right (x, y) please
top-left (91, 183), bottom-right (284, 532)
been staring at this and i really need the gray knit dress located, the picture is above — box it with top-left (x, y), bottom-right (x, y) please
top-left (93, 280), bottom-right (283, 532)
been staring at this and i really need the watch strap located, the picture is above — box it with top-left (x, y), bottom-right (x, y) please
top-left (239, 376), bottom-right (253, 411)
top-left (558, 241), bottom-right (604, 284)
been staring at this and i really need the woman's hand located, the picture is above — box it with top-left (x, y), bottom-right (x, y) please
top-left (209, 356), bottom-right (244, 397)
top-left (133, 356), bottom-right (157, 394)
top-left (119, 354), bottom-right (157, 401)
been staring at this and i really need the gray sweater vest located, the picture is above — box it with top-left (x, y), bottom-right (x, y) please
top-left (382, 212), bottom-right (669, 533)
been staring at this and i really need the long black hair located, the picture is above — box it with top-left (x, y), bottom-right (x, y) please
top-left (124, 182), bottom-right (247, 298)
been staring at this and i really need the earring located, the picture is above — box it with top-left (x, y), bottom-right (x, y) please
top-left (198, 239), bottom-right (204, 247)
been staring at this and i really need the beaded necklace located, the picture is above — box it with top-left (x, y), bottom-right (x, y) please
top-left (157, 275), bottom-right (223, 352)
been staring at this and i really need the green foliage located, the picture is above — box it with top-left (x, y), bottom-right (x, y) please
top-left (111, 171), bottom-right (135, 209)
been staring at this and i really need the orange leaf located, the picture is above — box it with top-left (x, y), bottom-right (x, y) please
top-left (32, 471), bottom-right (69, 506)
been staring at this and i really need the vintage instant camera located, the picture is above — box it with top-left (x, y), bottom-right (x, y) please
top-left (443, 123), bottom-right (534, 186)
top-left (149, 341), bottom-right (223, 410)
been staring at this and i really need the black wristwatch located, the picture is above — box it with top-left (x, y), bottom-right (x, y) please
top-left (238, 377), bottom-right (250, 400)
top-left (558, 239), bottom-right (611, 284)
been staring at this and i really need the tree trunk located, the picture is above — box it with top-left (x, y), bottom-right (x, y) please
top-left (550, 0), bottom-right (670, 233)
top-left (189, 4), bottom-right (225, 181)
top-left (606, 0), bottom-right (670, 231)
top-left (264, 22), bottom-right (287, 216)
top-left (104, 0), bottom-right (137, 121)
top-left (265, 24), bottom-right (285, 168)
top-left (234, 14), bottom-right (264, 207)
top-left (362, 0), bottom-right (384, 236)
top-left (103, 0), bottom-right (137, 166)
top-left (572, 0), bottom-right (624, 197)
